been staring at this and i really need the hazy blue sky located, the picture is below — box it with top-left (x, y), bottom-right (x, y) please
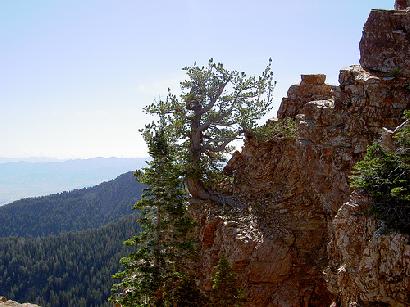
top-left (1, 0), bottom-right (392, 159)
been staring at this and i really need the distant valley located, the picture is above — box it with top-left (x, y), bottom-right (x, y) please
top-left (0, 157), bottom-right (147, 205)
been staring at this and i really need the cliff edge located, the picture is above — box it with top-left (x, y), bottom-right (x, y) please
top-left (190, 7), bottom-right (410, 307)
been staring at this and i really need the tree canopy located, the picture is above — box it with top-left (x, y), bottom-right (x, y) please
top-left (144, 58), bottom-right (275, 204)
top-left (111, 59), bottom-right (275, 306)
top-left (0, 216), bottom-right (136, 307)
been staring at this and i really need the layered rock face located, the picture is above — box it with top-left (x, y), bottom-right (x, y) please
top-left (190, 7), bottom-right (410, 307)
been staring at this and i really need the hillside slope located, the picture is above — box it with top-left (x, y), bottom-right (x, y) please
top-left (0, 157), bottom-right (146, 205)
top-left (0, 172), bottom-right (144, 237)
top-left (0, 216), bottom-right (137, 307)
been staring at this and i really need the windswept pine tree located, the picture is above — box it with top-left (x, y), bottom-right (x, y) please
top-left (143, 58), bottom-right (275, 205)
top-left (111, 60), bottom-right (275, 305)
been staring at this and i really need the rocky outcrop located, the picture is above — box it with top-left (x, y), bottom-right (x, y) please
top-left (395, 0), bottom-right (410, 10)
top-left (191, 135), bottom-right (332, 306)
top-left (277, 74), bottom-right (334, 119)
top-left (0, 297), bottom-right (39, 307)
top-left (360, 9), bottom-right (410, 77)
top-left (325, 193), bottom-right (410, 307)
top-left (190, 6), bottom-right (410, 307)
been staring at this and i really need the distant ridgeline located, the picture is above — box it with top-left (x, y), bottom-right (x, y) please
top-left (0, 157), bottom-right (147, 205)
top-left (0, 172), bottom-right (144, 307)
top-left (0, 171), bottom-right (144, 237)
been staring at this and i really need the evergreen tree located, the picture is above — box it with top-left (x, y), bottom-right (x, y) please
top-left (112, 60), bottom-right (276, 306)
top-left (0, 216), bottom-right (135, 307)
top-left (211, 256), bottom-right (244, 306)
top-left (110, 130), bottom-right (203, 306)
top-left (144, 59), bottom-right (275, 205)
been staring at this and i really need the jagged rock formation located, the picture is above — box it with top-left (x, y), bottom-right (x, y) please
top-left (277, 74), bottom-right (334, 119)
top-left (0, 297), bottom-right (39, 307)
top-left (189, 6), bottom-right (410, 307)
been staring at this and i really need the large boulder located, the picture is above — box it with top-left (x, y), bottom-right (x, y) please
top-left (360, 9), bottom-right (410, 77)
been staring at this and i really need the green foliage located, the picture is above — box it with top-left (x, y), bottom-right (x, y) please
top-left (143, 59), bottom-right (275, 194)
top-left (350, 111), bottom-right (410, 234)
top-left (388, 66), bottom-right (402, 78)
top-left (0, 173), bottom-right (143, 306)
top-left (0, 216), bottom-right (136, 307)
top-left (211, 256), bottom-right (244, 306)
top-left (110, 131), bottom-right (202, 306)
top-left (394, 110), bottom-right (410, 161)
top-left (112, 59), bottom-right (276, 305)
top-left (251, 117), bottom-right (297, 141)
top-left (0, 172), bottom-right (143, 237)
top-left (162, 272), bottom-right (208, 306)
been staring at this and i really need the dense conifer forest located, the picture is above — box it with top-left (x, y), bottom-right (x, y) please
top-left (0, 216), bottom-right (137, 307)
top-left (0, 171), bottom-right (143, 306)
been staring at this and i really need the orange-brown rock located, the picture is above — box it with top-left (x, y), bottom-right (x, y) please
top-left (190, 5), bottom-right (410, 307)
top-left (277, 74), bottom-right (333, 119)
top-left (360, 9), bottom-right (410, 77)
top-left (395, 0), bottom-right (410, 10)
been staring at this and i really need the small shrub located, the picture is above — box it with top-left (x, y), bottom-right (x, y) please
top-left (350, 111), bottom-right (410, 234)
top-left (252, 117), bottom-right (297, 141)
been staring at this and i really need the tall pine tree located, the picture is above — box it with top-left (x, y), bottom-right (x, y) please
top-left (110, 129), bottom-right (203, 306)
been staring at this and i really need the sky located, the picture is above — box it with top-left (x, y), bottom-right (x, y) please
top-left (0, 0), bottom-right (392, 159)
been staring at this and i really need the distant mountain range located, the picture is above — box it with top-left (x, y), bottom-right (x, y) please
top-left (0, 157), bottom-right (65, 163)
top-left (0, 171), bottom-right (144, 237)
top-left (0, 157), bottom-right (147, 205)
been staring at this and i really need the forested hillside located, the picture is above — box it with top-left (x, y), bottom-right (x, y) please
top-left (0, 172), bottom-right (144, 237)
top-left (0, 158), bottom-right (146, 205)
top-left (0, 216), bottom-right (137, 307)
